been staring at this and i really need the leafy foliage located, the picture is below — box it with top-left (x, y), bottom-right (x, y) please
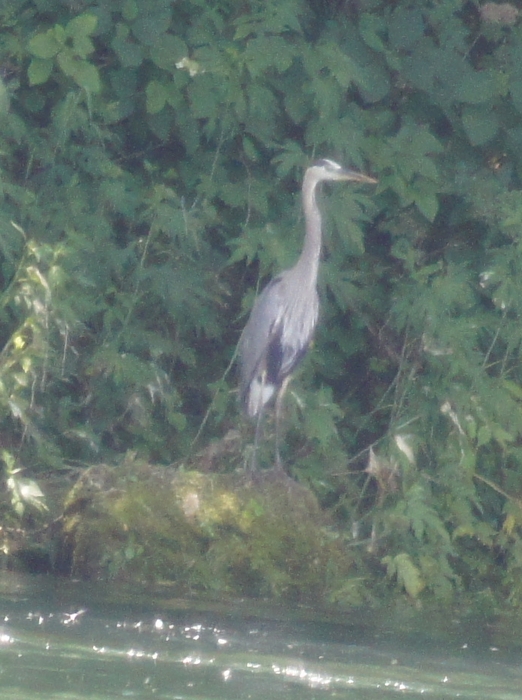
top-left (2, 0), bottom-right (522, 606)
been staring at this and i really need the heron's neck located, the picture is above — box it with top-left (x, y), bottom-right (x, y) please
top-left (295, 175), bottom-right (322, 285)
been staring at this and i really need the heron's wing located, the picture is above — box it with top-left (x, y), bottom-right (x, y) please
top-left (239, 276), bottom-right (285, 390)
top-left (239, 275), bottom-right (318, 416)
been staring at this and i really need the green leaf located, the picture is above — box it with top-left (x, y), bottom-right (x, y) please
top-left (388, 7), bottom-right (425, 51)
top-left (73, 34), bottom-right (95, 59)
top-left (317, 40), bottom-right (364, 88)
top-left (284, 82), bottom-right (311, 124)
top-left (54, 24), bottom-right (66, 44)
top-left (477, 425), bottom-right (492, 447)
top-left (273, 142), bottom-right (306, 176)
top-left (242, 135), bottom-right (260, 161)
top-left (358, 13), bottom-right (386, 53)
top-left (65, 13), bottom-right (98, 39)
top-left (491, 423), bottom-right (514, 446)
top-left (243, 35), bottom-right (295, 77)
top-left (122, 0), bottom-right (139, 21)
top-left (56, 52), bottom-right (101, 93)
top-left (385, 553), bottom-right (426, 598)
top-left (247, 83), bottom-right (277, 138)
top-left (28, 29), bottom-right (62, 59)
top-left (461, 106), bottom-right (499, 145)
top-left (458, 69), bottom-right (499, 105)
top-left (413, 189), bottom-right (439, 222)
top-left (387, 121), bottom-right (443, 184)
top-left (28, 58), bottom-right (54, 86)
top-left (111, 23), bottom-right (143, 68)
top-left (169, 412), bottom-right (187, 431)
top-left (132, 9), bottom-right (172, 46)
top-left (146, 80), bottom-right (167, 114)
top-left (503, 379), bottom-right (522, 401)
top-left (150, 34), bottom-right (187, 72)
top-left (188, 74), bottom-right (221, 120)
top-left (73, 61), bottom-right (101, 93)
top-left (357, 61), bottom-right (390, 103)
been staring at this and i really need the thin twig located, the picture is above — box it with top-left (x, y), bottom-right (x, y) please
top-left (474, 472), bottom-right (522, 506)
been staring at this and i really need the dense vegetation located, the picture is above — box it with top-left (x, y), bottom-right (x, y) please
top-left (2, 0), bottom-right (522, 605)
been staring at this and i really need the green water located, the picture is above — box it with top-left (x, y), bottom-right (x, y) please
top-left (0, 573), bottom-right (520, 699)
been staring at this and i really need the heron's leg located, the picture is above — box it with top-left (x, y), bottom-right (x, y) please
top-left (249, 370), bottom-right (269, 470)
top-left (274, 375), bottom-right (292, 471)
top-left (251, 402), bottom-right (266, 470)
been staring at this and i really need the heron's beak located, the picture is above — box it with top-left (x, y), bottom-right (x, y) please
top-left (339, 169), bottom-right (377, 184)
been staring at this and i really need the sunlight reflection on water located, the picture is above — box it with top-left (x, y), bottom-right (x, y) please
top-left (0, 574), bottom-right (521, 699)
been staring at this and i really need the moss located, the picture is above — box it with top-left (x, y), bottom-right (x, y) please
top-left (54, 455), bottom-right (365, 606)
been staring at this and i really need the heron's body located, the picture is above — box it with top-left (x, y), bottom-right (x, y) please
top-left (240, 271), bottom-right (319, 417)
top-left (238, 158), bottom-right (376, 467)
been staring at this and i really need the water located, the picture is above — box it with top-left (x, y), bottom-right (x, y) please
top-left (0, 573), bottom-right (521, 699)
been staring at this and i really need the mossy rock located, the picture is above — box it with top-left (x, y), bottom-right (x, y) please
top-left (53, 455), bottom-right (363, 605)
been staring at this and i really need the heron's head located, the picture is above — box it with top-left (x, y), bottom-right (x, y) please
top-left (308, 158), bottom-right (377, 186)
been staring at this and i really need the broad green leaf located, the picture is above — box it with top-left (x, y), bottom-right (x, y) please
top-left (150, 34), bottom-right (187, 72)
top-left (397, 556), bottom-right (425, 598)
top-left (233, 17), bottom-right (256, 41)
top-left (103, 180), bottom-right (140, 216)
top-left (491, 423), bottom-right (514, 446)
top-left (165, 81), bottom-right (183, 109)
top-left (284, 82), bottom-right (311, 124)
top-left (65, 13), bottom-right (98, 39)
top-left (54, 24), bottom-right (66, 44)
top-left (318, 40), bottom-right (364, 88)
top-left (243, 35), bottom-right (295, 77)
top-left (132, 9), bottom-right (172, 46)
top-left (266, 1), bottom-right (303, 33)
top-left (111, 23), bottom-right (143, 68)
top-left (27, 58), bottom-right (54, 86)
top-left (146, 80), bottom-right (167, 114)
top-left (28, 29), bottom-right (62, 59)
top-left (72, 34), bottom-right (95, 59)
top-left (461, 106), bottom-right (499, 145)
top-left (388, 7), bottom-right (425, 51)
top-left (357, 61), bottom-right (390, 103)
top-left (458, 68), bottom-right (498, 104)
top-left (358, 13), bottom-right (386, 53)
top-left (57, 52), bottom-right (101, 93)
top-left (247, 83), bottom-right (277, 140)
top-left (414, 156), bottom-right (439, 182)
top-left (477, 424), bottom-right (492, 447)
top-left (242, 135), bottom-right (260, 161)
top-left (502, 379), bottom-right (522, 401)
top-left (414, 189), bottom-right (439, 222)
top-left (169, 412), bottom-right (187, 431)
top-left (407, 127), bottom-right (444, 156)
top-left (384, 553), bottom-right (426, 598)
top-left (74, 61), bottom-right (101, 94)
top-left (272, 142), bottom-right (306, 176)
top-left (148, 109), bottom-right (174, 142)
top-left (188, 74), bottom-right (221, 120)
top-left (122, 0), bottom-right (138, 21)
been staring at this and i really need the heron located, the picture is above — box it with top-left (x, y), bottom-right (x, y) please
top-left (238, 158), bottom-right (377, 470)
